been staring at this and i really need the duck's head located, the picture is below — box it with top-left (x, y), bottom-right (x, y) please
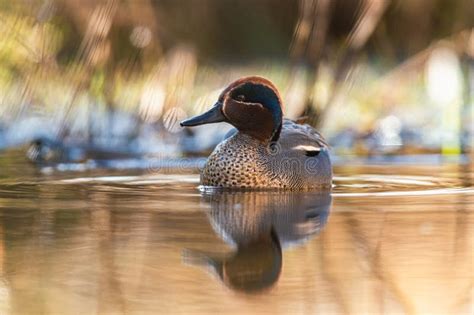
top-left (180, 76), bottom-right (283, 142)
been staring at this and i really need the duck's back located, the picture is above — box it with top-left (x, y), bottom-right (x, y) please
top-left (201, 119), bottom-right (332, 189)
top-left (266, 120), bottom-right (332, 188)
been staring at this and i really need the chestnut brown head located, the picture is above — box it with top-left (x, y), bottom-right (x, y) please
top-left (180, 76), bottom-right (283, 142)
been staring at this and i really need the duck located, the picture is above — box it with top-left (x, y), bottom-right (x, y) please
top-left (180, 76), bottom-right (332, 189)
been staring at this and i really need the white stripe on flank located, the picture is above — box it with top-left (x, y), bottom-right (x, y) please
top-left (293, 145), bottom-right (321, 151)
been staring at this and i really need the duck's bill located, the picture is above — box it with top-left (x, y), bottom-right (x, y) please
top-left (180, 102), bottom-right (227, 127)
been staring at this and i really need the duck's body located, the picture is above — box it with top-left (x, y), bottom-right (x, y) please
top-left (202, 119), bottom-right (331, 188)
top-left (181, 76), bottom-right (332, 189)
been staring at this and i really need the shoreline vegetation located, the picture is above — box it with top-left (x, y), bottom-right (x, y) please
top-left (0, 0), bottom-right (472, 160)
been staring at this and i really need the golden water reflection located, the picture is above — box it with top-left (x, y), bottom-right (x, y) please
top-left (0, 165), bottom-right (472, 314)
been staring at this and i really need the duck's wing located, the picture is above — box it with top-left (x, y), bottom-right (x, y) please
top-left (279, 118), bottom-right (329, 149)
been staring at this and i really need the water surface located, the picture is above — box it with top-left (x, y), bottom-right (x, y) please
top-left (0, 151), bottom-right (472, 314)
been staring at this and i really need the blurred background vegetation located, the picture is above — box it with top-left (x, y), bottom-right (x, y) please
top-left (0, 0), bottom-right (473, 161)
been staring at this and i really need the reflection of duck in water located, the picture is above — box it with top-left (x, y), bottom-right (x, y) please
top-left (185, 227), bottom-right (282, 293)
top-left (184, 190), bottom-right (332, 293)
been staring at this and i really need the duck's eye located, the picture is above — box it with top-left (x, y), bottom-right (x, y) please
top-left (236, 94), bottom-right (246, 101)
top-left (305, 150), bottom-right (320, 157)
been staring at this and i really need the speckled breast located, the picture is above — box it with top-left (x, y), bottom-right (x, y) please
top-left (201, 135), bottom-right (282, 188)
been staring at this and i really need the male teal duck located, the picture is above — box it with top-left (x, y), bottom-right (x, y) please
top-left (180, 76), bottom-right (332, 189)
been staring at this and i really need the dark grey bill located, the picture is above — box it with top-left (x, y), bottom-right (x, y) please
top-left (180, 102), bottom-right (227, 127)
